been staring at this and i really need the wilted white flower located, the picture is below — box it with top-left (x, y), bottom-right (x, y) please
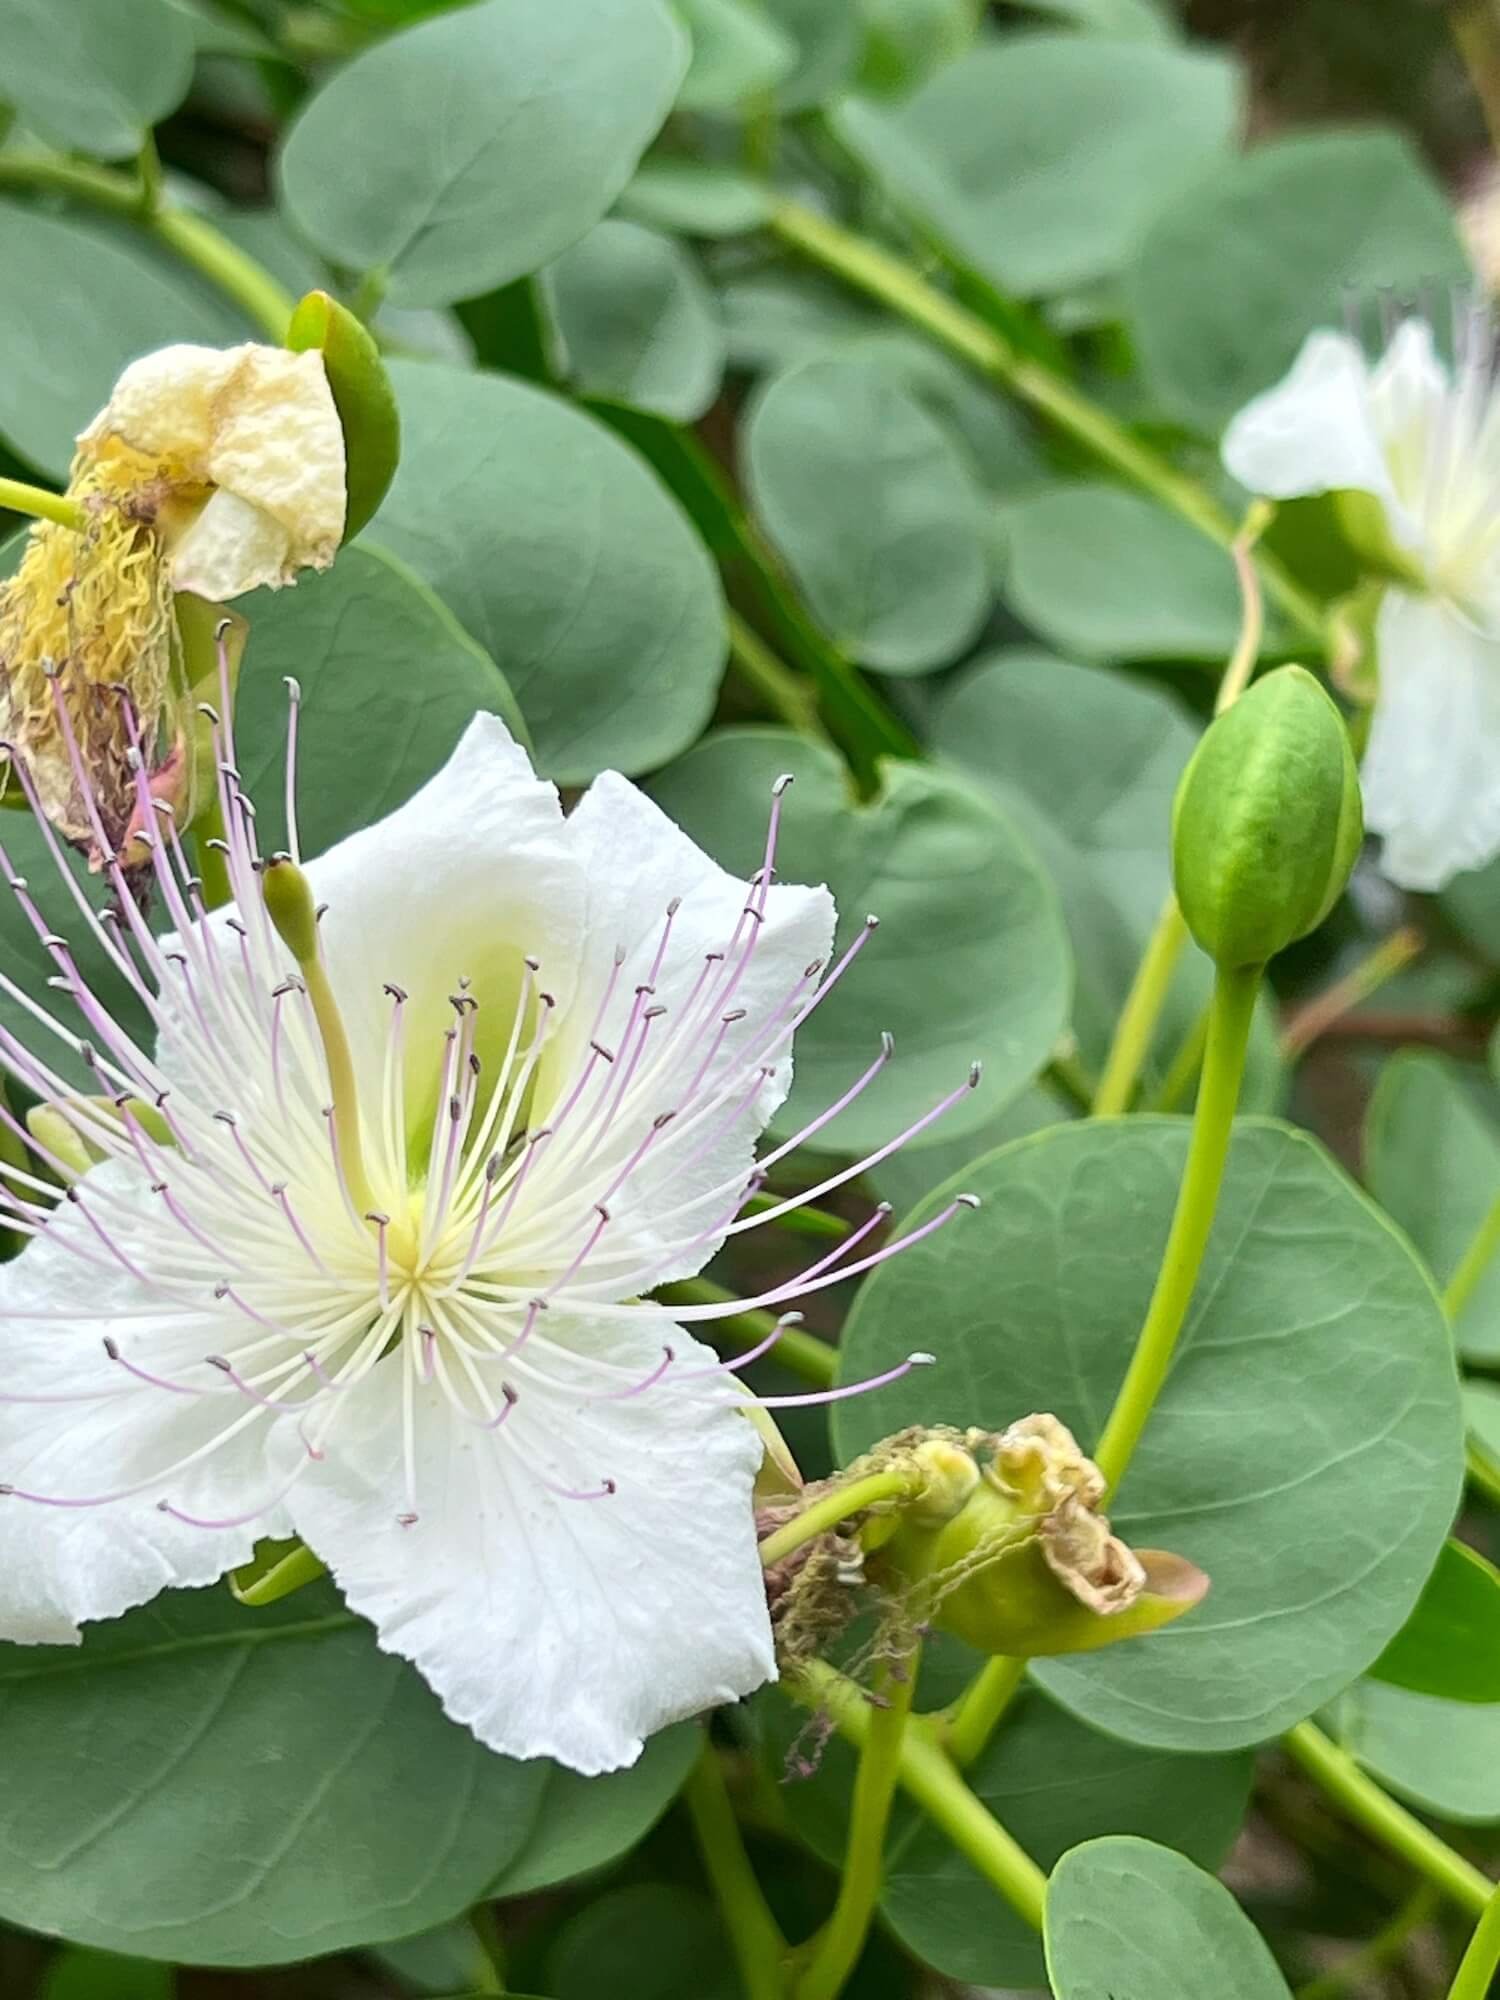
top-left (1222, 311), bottom-right (1500, 890)
top-left (0, 342), bottom-right (344, 858)
top-left (0, 679), bottom-right (971, 1772)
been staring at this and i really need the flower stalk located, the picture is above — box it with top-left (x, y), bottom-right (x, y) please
top-left (682, 1743), bottom-right (787, 2000)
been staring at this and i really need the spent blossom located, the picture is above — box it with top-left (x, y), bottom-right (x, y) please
top-left (0, 664), bottom-right (975, 1772)
top-left (0, 342), bottom-right (344, 861)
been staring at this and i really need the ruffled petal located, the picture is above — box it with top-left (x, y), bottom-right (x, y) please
top-left (1222, 331), bottom-right (1402, 516)
top-left (169, 488), bottom-right (293, 601)
top-left (82, 342), bottom-right (346, 592)
top-left (530, 771), bottom-right (835, 1288)
top-left (0, 1164), bottom-right (286, 1642)
top-left (1363, 590), bottom-right (1500, 889)
top-left (281, 1308), bottom-right (772, 1772)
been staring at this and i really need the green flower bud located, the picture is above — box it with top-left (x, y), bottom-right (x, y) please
top-left (1171, 665), bottom-right (1362, 970)
top-left (286, 289), bottom-right (401, 542)
top-left (866, 1416), bottom-right (1208, 1659)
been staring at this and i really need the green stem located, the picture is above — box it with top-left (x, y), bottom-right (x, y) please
top-left (661, 1277), bottom-right (837, 1386)
top-left (1093, 961), bottom-right (1261, 1491)
top-left (1281, 925), bottom-right (1425, 1061)
top-left (794, 1645), bottom-right (919, 2000)
top-left (739, 1191), bottom-right (848, 1238)
top-left (682, 1743), bottom-right (786, 2000)
top-left (0, 477), bottom-right (85, 531)
top-left (758, 1468), bottom-right (918, 1569)
top-left (1285, 1723), bottom-right (1492, 1919)
top-left (1443, 1189), bottom-right (1500, 1322)
top-left (1449, 1877), bottom-right (1500, 2000)
top-left (1145, 1003), bottom-right (1210, 1114)
top-left (766, 197), bottom-right (1326, 645)
top-left (727, 611), bottom-right (831, 745)
top-left (1091, 897), bottom-right (1190, 1116)
top-left (0, 153), bottom-right (293, 339)
top-left (944, 1655), bottom-right (1027, 1767)
top-left (1294, 1883), bottom-right (1437, 2000)
top-left (795, 1661), bottom-right (1047, 1932)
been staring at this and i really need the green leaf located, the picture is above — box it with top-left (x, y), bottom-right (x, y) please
top-left (1127, 129), bottom-right (1469, 434)
top-left (650, 728), bottom-right (1071, 1153)
top-left (0, 202), bottom-right (248, 480)
top-left (757, 1680), bottom-right (1249, 1990)
top-left (744, 358), bottom-right (989, 674)
top-left (672, 0), bottom-right (797, 110)
top-left (834, 36), bottom-right (1239, 296)
top-left (1045, 1837), bottom-right (1293, 1999)
top-left (369, 1920), bottom-right (498, 1996)
top-left (757, 0), bottom-right (863, 110)
top-left (930, 648), bottom-right (1284, 1103)
top-left (720, 271), bottom-right (882, 376)
top-left (1015, 0), bottom-right (1177, 39)
top-left (869, 1081), bottom-right (1073, 1218)
top-left (41, 1949), bottom-right (173, 2000)
top-left (0, 1585), bottom-right (550, 1965)
top-left (834, 1118), bottom-right (1463, 1752)
top-left (996, 484), bottom-right (1279, 662)
top-left (491, 1723), bottom-right (701, 1895)
top-left (1369, 1539), bottom-right (1500, 1704)
top-left (369, 358), bottom-right (725, 781)
top-left (276, 0), bottom-right (687, 307)
top-left (1364, 1050), bottom-right (1500, 1362)
top-left (1330, 1677), bottom-right (1500, 1825)
top-left (232, 542), bottom-right (525, 853)
top-left (548, 220), bottom-right (725, 422)
top-left (619, 160), bottom-right (773, 238)
top-left (857, 0), bottom-right (981, 95)
top-left (0, 0), bottom-right (194, 160)
top-left (549, 1885), bottom-right (736, 2000)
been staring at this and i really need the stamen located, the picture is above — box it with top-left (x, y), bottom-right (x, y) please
top-left (757, 1351), bottom-right (937, 1408)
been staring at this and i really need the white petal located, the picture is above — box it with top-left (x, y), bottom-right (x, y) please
top-left (281, 1311), bottom-right (773, 1772)
top-left (532, 770), bottom-right (835, 1287)
top-left (305, 713), bottom-right (587, 1157)
top-left (0, 1165), bottom-right (284, 1642)
top-left (1222, 331), bottom-right (1399, 511)
top-left (80, 342), bottom-right (241, 460)
top-left (169, 488), bottom-right (293, 601)
top-left (1363, 590), bottom-right (1500, 889)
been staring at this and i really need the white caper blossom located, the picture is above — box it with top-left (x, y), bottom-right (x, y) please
top-left (0, 689), bottom-right (971, 1773)
top-left (1222, 313), bottom-right (1500, 891)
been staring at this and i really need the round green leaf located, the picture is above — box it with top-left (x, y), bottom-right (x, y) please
top-left (0, 203), bottom-right (247, 480)
top-left (745, 358), bottom-right (989, 674)
top-left (490, 1723), bottom-right (701, 1896)
top-left (548, 220), bottom-right (725, 422)
top-left (757, 0), bottom-right (862, 110)
top-left (1369, 1539), bottom-right (1500, 1704)
top-left (673, 0), bottom-right (797, 110)
top-left (834, 36), bottom-right (1239, 296)
top-left (0, 1585), bottom-right (550, 1964)
top-left (233, 543), bottom-right (525, 856)
top-left (0, 0), bottom-right (194, 160)
top-left (1127, 129), bottom-right (1469, 434)
top-left (834, 1118), bottom-right (1463, 1752)
top-left (277, 0), bottom-right (687, 307)
top-left (369, 359), bottom-right (725, 782)
top-left (1046, 1837), bottom-right (1293, 2000)
top-left (996, 484), bottom-right (1281, 662)
top-left (930, 648), bottom-right (1284, 1104)
top-left (1330, 1677), bottom-right (1500, 1825)
top-left (619, 161), bottom-right (773, 239)
top-left (550, 1885), bottom-right (736, 2000)
top-left (1365, 1050), bottom-right (1500, 1363)
top-left (649, 728), bottom-right (1071, 1154)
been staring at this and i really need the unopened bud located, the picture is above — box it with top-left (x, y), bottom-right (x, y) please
top-left (286, 290), bottom-right (400, 541)
top-left (1172, 665), bottom-right (1362, 970)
